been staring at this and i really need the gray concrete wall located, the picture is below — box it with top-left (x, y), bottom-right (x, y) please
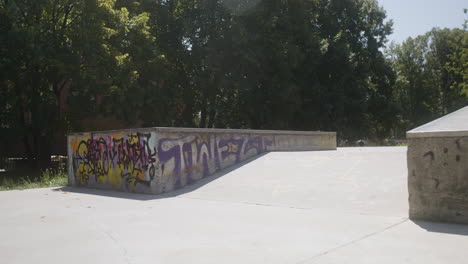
top-left (408, 136), bottom-right (468, 224)
top-left (68, 127), bottom-right (336, 194)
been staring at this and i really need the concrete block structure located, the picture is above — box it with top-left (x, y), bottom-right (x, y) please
top-left (407, 106), bottom-right (468, 224)
top-left (68, 127), bottom-right (336, 194)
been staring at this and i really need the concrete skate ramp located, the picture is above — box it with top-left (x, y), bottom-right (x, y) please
top-left (407, 106), bottom-right (468, 138)
top-left (4, 147), bottom-right (468, 264)
top-left (68, 127), bottom-right (336, 194)
top-left (407, 106), bottom-right (468, 224)
top-left (168, 147), bottom-right (409, 217)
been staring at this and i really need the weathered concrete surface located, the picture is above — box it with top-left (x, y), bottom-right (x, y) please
top-left (407, 106), bottom-right (468, 138)
top-left (407, 106), bottom-right (468, 224)
top-left (2, 147), bottom-right (468, 264)
top-left (407, 137), bottom-right (468, 223)
top-left (68, 127), bottom-right (335, 194)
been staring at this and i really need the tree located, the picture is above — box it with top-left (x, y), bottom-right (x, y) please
top-left (388, 26), bottom-right (468, 134)
top-left (0, 0), bottom-right (156, 166)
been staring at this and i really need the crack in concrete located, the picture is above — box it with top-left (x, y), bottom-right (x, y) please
top-left (294, 218), bottom-right (409, 264)
top-left (67, 191), bottom-right (133, 264)
top-left (100, 228), bottom-right (132, 264)
top-left (177, 196), bottom-right (407, 218)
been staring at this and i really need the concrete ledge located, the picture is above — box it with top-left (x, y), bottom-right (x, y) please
top-left (407, 106), bottom-right (468, 224)
top-left (408, 136), bottom-right (468, 224)
top-left (70, 127), bottom-right (335, 136)
top-left (407, 131), bottom-right (468, 139)
top-left (407, 106), bottom-right (468, 139)
top-left (68, 127), bottom-right (336, 194)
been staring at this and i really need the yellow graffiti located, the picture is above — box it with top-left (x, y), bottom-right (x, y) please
top-left (71, 132), bottom-right (156, 191)
top-left (227, 142), bottom-right (238, 153)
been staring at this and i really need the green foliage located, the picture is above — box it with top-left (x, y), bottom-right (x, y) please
top-left (387, 26), bottom-right (468, 135)
top-left (144, 0), bottom-right (397, 141)
top-left (0, 165), bottom-right (67, 191)
top-left (0, 0), bottom-right (163, 162)
top-left (1, 0), bottom-right (467, 156)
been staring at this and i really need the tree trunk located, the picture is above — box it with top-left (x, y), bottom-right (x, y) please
top-left (38, 135), bottom-right (52, 169)
top-left (207, 96), bottom-right (216, 128)
top-left (199, 97), bottom-right (207, 128)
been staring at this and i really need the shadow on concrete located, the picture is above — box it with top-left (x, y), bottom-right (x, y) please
top-left (53, 152), bottom-right (270, 201)
top-left (413, 220), bottom-right (468, 236)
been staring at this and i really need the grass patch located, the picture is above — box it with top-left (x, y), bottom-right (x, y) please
top-left (0, 166), bottom-right (67, 191)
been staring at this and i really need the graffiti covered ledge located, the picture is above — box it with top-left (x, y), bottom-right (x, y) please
top-left (68, 127), bottom-right (336, 194)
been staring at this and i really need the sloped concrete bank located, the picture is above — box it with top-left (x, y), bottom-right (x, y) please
top-left (68, 127), bottom-right (336, 194)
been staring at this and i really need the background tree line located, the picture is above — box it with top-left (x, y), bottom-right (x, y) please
top-left (0, 0), bottom-right (467, 166)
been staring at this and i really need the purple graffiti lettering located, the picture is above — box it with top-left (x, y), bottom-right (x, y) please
top-left (157, 134), bottom-right (274, 189)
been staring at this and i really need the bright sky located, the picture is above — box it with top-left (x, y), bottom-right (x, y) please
top-left (377, 0), bottom-right (467, 44)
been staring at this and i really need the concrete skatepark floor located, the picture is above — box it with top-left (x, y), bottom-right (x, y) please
top-left (1, 147), bottom-right (468, 264)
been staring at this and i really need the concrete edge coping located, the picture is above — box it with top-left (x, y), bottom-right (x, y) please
top-left (407, 130), bottom-right (468, 139)
top-left (407, 106), bottom-right (468, 137)
top-left (68, 127), bottom-right (336, 137)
